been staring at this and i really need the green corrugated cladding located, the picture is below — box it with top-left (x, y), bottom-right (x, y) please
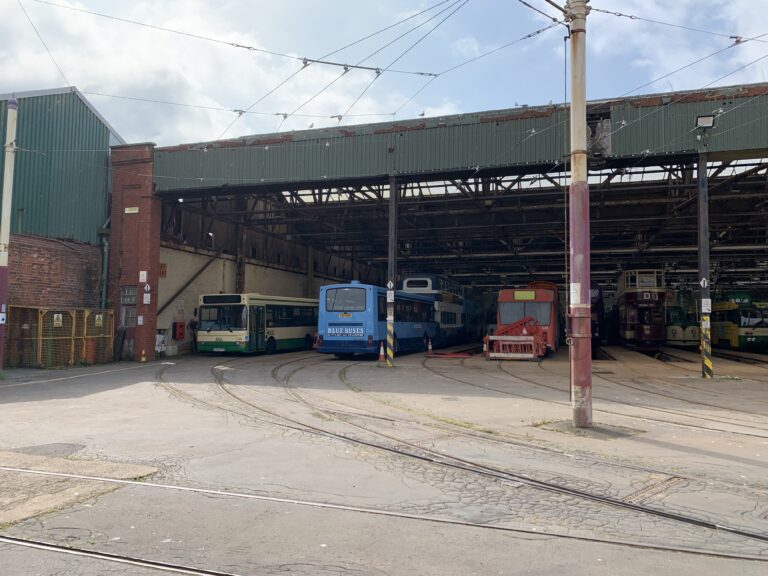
top-left (610, 87), bottom-right (768, 158)
top-left (0, 91), bottom-right (111, 244)
top-left (154, 83), bottom-right (768, 193)
top-left (154, 107), bottom-right (569, 192)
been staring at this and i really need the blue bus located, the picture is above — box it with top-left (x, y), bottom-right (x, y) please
top-left (317, 281), bottom-right (438, 357)
top-left (400, 274), bottom-right (466, 346)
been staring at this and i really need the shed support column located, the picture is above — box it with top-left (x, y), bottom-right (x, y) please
top-left (235, 223), bottom-right (246, 294)
top-left (306, 245), bottom-right (314, 298)
top-left (386, 176), bottom-right (398, 367)
top-left (698, 152), bottom-right (713, 378)
top-left (566, 0), bottom-right (592, 427)
top-left (109, 143), bottom-right (159, 361)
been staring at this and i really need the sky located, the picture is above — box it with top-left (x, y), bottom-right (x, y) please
top-left (1, 0), bottom-right (767, 146)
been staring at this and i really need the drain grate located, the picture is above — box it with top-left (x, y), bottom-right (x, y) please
top-left (622, 476), bottom-right (687, 504)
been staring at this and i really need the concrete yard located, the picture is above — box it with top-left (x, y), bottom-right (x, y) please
top-left (1, 347), bottom-right (768, 575)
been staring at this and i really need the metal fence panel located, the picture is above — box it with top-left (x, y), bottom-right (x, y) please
top-left (5, 306), bottom-right (114, 368)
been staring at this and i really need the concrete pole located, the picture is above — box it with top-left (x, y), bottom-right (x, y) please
top-left (386, 176), bottom-right (398, 367)
top-left (565, 0), bottom-right (592, 427)
top-left (697, 152), bottom-right (713, 378)
top-left (0, 98), bottom-right (19, 369)
top-left (306, 245), bottom-right (315, 298)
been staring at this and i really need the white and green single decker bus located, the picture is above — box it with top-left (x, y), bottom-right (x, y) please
top-left (196, 294), bottom-right (318, 354)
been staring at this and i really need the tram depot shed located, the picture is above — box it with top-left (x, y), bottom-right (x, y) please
top-left (3, 83), bottom-right (768, 362)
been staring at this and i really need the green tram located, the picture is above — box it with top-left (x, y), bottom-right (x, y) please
top-left (711, 294), bottom-right (768, 351)
top-left (196, 293), bottom-right (318, 354)
top-left (665, 305), bottom-right (699, 347)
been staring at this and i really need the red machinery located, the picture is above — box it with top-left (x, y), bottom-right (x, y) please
top-left (485, 282), bottom-right (560, 360)
top-left (484, 316), bottom-right (547, 360)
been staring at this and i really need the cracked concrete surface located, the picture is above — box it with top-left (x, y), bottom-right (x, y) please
top-left (1, 349), bottom-right (768, 574)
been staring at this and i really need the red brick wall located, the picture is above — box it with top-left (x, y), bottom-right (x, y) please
top-left (109, 143), bottom-right (160, 361)
top-left (9, 233), bottom-right (102, 308)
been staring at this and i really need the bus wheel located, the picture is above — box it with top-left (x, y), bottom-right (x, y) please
top-left (304, 335), bottom-right (313, 350)
top-left (266, 338), bottom-right (276, 355)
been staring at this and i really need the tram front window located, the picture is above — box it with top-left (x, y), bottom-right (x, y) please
top-left (499, 302), bottom-right (550, 326)
top-left (740, 309), bottom-right (766, 328)
top-left (200, 305), bottom-right (247, 332)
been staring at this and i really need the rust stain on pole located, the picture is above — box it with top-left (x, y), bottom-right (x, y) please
top-left (566, 0), bottom-right (593, 428)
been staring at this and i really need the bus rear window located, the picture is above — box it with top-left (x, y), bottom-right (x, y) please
top-left (326, 288), bottom-right (366, 312)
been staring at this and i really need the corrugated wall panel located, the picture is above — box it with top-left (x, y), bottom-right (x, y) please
top-left (153, 85), bottom-right (767, 193)
top-left (0, 92), bottom-right (111, 244)
top-left (611, 92), bottom-right (768, 158)
top-left (154, 108), bottom-right (569, 191)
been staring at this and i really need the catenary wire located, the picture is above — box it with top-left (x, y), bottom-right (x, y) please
top-left (80, 90), bottom-right (395, 119)
top-left (219, 0), bottom-right (452, 138)
top-left (16, 0), bottom-right (70, 86)
top-left (394, 21), bottom-right (560, 115)
top-left (591, 5), bottom-right (767, 44)
top-left (276, 0), bottom-right (466, 130)
top-left (338, 0), bottom-right (470, 121)
top-left (514, 0), bottom-right (567, 25)
top-left (32, 0), bottom-right (437, 77)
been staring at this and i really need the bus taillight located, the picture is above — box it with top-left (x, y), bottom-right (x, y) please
top-left (367, 335), bottom-right (373, 346)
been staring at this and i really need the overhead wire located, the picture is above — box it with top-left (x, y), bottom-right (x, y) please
top-left (394, 21), bottom-right (561, 115)
top-left (16, 0), bottom-right (70, 86)
top-left (337, 0), bottom-right (470, 121)
top-left (79, 90), bottom-right (396, 119)
top-left (220, 0), bottom-right (452, 138)
top-left (590, 5), bottom-right (767, 45)
top-left (32, 0), bottom-right (436, 77)
top-left (275, 0), bottom-right (467, 131)
top-left (514, 0), bottom-right (567, 25)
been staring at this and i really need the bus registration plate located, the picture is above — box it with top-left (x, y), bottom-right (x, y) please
top-left (328, 326), bottom-right (364, 337)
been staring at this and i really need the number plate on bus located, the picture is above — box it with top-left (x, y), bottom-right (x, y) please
top-left (213, 347), bottom-right (225, 352)
top-left (328, 326), bottom-right (364, 337)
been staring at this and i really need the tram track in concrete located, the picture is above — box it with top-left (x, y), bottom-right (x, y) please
top-left (535, 358), bottom-right (768, 420)
top-left (210, 355), bottom-right (768, 553)
top-left (5, 354), bottom-right (768, 568)
top-left (86, 354), bottom-right (768, 552)
top-left (418, 355), bottom-right (768, 438)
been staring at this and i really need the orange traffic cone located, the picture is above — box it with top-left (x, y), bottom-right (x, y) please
top-left (378, 341), bottom-right (385, 363)
top-left (483, 337), bottom-right (487, 357)
top-left (427, 338), bottom-right (433, 356)
top-left (140, 349), bottom-right (147, 363)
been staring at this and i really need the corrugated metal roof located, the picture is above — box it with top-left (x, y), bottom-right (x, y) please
top-left (610, 84), bottom-right (768, 158)
top-left (154, 83), bottom-right (768, 193)
top-left (0, 88), bottom-right (118, 244)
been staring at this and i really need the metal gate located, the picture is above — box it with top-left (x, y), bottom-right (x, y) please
top-left (5, 307), bottom-right (115, 368)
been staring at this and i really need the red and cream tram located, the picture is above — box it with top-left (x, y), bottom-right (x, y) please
top-left (617, 269), bottom-right (666, 349)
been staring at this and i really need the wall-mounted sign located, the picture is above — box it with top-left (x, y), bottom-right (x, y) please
top-left (143, 293), bottom-right (151, 305)
top-left (139, 271), bottom-right (147, 283)
top-left (125, 207), bottom-right (139, 214)
top-left (53, 313), bottom-right (63, 328)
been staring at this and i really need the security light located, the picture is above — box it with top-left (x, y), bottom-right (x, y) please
top-left (695, 114), bottom-right (716, 129)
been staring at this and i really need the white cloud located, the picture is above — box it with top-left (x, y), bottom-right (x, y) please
top-left (2, 1), bottom-right (767, 145)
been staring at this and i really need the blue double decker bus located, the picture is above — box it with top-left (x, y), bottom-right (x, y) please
top-left (317, 281), bottom-right (438, 358)
top-left (400, 274), bottom-right (466, 346)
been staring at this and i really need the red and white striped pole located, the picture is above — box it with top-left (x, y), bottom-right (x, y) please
top-left (566, 1), bottom-right (593, 427)
top-left (0, 98), bottom-right (19, 369)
